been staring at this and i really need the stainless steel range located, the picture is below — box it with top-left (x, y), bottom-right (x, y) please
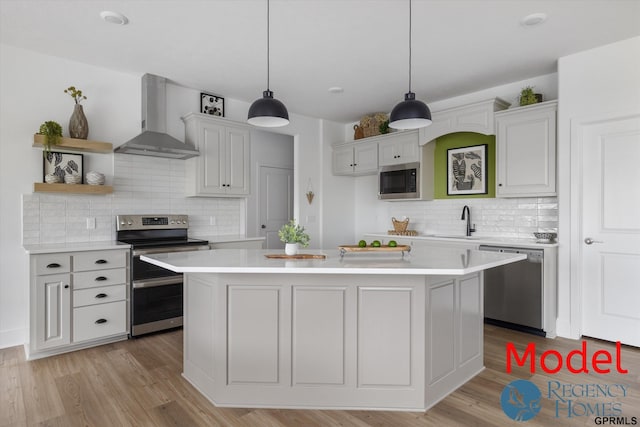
top-left (116, 214), bottom-right (209, 337)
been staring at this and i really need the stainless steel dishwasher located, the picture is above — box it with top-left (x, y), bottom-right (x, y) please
top-left (479, 245), bottom-right (545, 336)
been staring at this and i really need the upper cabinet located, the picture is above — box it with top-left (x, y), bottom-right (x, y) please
top-left (332, 139), bottom-right (378, 176)
top-left (495, 101), bottom-right (557, 198)
top-left (419, 98), bottom-right (510, 144)
top-left (183, 113), bottom-right (250, 197)
top-left (378, 132), bottom-right (420, 166)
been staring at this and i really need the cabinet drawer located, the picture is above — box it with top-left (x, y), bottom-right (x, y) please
top-left (73, 251), bottom-right (127, 272)
top-left (74, 284), bottom-right (126, 308)
top-left (35, 254), bottom-right (71, 275)
top-left (74, 268), bottom-right (127, 290)
top-left (73, 301), bottom-right (126, 342)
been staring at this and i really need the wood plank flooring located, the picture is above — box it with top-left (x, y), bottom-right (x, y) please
top-left (1, 325), bottom-right (639, 426)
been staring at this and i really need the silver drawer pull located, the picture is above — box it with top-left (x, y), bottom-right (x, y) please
top-left (95, 293), bottom-right (108, 299)
top-left (46, 263), bottom-right (61, 268)
top-left (95, 318), bottom-right (107, 324)
top-left (95, 276), bottom-right (108, 281)
top-left (95, 259), bottom-right (108, 264)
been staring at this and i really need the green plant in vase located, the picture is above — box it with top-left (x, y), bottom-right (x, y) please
top-left (278, 219), bottom-right (310, 255)
top-left (519, 86), bottom-right (539, 106)
top-left (38, 121), bottom-right (63, 156)
top-left (379, 119), bottom-right (390, 134)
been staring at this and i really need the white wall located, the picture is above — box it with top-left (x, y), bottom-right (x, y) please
top-left (0, 44), bottom-right (335, 348)
top-left (556, 36), bottom-right (640, 338)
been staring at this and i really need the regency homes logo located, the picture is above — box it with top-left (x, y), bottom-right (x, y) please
top-left (500, 341), bottom-right (637, 424)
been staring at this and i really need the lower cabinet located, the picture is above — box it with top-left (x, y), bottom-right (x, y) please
top-left (27, 248), bottom-right (130, 360)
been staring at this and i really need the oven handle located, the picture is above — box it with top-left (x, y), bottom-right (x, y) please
top-left (132, 245), bottom-right (209, 256)
top-left (133, 276), bottom-right (183, 289)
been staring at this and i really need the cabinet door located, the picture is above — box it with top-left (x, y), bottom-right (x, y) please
top-left (35, 273), bottom-right (71, 350)
top-left (378, 133), bottom-right (419, 166)
top-left (225, 127), bottom-right (251, 195)
top-left (332, 145), bottom-right (355, 175)
top-left (496, 103), bottom-right (557, 197)
top-left (199, 122), bottom-right (226, 195)
top-left (354, 143), bottom-right (378, 174)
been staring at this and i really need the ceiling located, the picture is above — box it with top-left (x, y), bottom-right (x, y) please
top-left (1, 0), bottom-right (639, 123)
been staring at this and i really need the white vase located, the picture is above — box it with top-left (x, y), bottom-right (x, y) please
top-left (285, 243), bottom-right (298, 256)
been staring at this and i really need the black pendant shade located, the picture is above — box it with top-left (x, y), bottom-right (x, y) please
top-left (389, 0), bottom-right (432, 130)
top-left (248, 0), bottom-right (289, 128)
top-left (389, 92), bottom-right (432, 130)
top-left (248, 90), bottom-right (289, 127)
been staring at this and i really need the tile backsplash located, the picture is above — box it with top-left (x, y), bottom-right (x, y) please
top-left (22, 154), bottom-right (244, 245)
top-left (381, 197), bottom-right (558, 239)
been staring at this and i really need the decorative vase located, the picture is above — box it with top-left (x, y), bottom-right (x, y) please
top-left (69, 104), bottom-right (89, 139)
top-left (285, 243), bottom-right (298, 256)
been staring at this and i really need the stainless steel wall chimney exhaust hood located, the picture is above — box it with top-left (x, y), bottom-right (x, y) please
top-left (115, 74), bottom-right (199, 159)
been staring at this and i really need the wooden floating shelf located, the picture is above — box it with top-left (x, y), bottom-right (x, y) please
top-left (33, 134), bottom-right (113, 153)
top-left (33, 183), bottom-right (113, 195)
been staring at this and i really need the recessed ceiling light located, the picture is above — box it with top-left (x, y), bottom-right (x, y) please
top-left (328, 87), bottom-right (344, 94)
top-left (100, 11), bottom-right (129, 25)
top-left (521, 13), bottom-right (547, 27)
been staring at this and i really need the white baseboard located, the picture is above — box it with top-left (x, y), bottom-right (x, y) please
top-left (0, 327), bottom-right (25, 349)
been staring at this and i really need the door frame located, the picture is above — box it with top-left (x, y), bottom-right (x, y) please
top-left (254, 162), bottom-right (294, 241)
top-left (569, 110), bottom-right (640, 340)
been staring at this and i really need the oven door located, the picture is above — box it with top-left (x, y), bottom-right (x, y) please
top-left (130, 244), bottom-right (209, 336)
top-left (131, 245), bottom-right (209, 282)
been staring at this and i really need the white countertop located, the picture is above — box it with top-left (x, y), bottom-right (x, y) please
top-left (364, 232), bottom-right (559, 249)
top-left (24, 240), bottom-right (130, 254)
top-left (141, 247), bottom-right (526, 276)
top-left (193, 235), bottom-right (266, 244)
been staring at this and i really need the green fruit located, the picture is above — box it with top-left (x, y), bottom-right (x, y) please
top-left (372, 240), bottom-right (381, 247)
top-left (358, 240), bottom-right (367, 248)
top-left (388, 240), bottom-right (397, 247)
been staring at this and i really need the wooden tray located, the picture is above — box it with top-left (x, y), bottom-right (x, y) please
top-left (338, 245), bottom-right (411, 257)
top-left (264, 254), bottom-right (327, 260)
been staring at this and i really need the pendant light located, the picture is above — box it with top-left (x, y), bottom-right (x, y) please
top-left (248, 0), bottom-right (289, 127)
top-left (389, 0), bottom-right (432, 130)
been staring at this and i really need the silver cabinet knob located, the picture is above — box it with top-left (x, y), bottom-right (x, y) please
top-left (584, 237), bottom-right (604, 245)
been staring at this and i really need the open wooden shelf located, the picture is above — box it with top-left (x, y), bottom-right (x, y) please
top-left (33, 183), bottom-right (113, 195)
top-left (33, 134), bottom-right (113, 153)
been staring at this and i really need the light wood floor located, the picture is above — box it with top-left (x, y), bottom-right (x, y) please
top-left (2, 325), bottom-right (639, 427)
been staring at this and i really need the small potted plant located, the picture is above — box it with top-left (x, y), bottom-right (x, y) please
top-left (519, 86), bottom-right (542, 106)
top-left (278, 219), bottom-right (310, 256)
top-left (37, 120), bottom-right (63, 156)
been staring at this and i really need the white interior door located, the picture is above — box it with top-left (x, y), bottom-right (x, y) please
top-left (581, 114), bottom-right (640, 347)
top-left (259, 166), bottom-right (293, 249)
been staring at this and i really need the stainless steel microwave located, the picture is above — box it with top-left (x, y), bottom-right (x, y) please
top-left (378, 162), bottom-right (420, 200)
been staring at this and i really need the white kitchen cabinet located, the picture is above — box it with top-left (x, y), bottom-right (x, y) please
top-left (35, 273), bottom-right (71, 350)
top-left (27, 248), bottom-right (129, 360)
top-left (183, 113), bottom-right (251, 197)
top-left (495, 101), bottom-right (557, 197)
top-left (419, 98), bottom-right (510, 145)
top-left (332, 140), bottom-right (378, 175)
top-left (378, 132), bottom-right (420, 166)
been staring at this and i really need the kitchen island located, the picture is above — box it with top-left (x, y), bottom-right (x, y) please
top-left (142, 247), bottom-right (525, 411)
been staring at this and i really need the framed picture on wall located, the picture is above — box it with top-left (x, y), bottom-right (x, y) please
top-left (200, 92), bottom-right (224, 117)
top-left (43, 151), bottom-right (84, 183)
top-left (447, 144), bottom-right (487, 195)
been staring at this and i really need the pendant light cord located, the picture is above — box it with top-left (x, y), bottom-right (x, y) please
top-left (408, 0), bottom-right (412, 93)
top-left (267, 0), bottom-right (270, 91)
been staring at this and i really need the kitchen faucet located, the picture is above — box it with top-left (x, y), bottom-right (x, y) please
top-left (461, 205), bottom-right (476, 236)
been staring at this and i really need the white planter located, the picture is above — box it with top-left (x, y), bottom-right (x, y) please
top-left (285, 243), bottom-right (298, 256)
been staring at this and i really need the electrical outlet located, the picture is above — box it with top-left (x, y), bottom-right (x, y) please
top-left (86, 217), bottom-right (96, 230)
